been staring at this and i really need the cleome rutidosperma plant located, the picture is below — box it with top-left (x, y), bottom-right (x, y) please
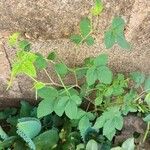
top-left (0, 0), bottom-right (150, 149)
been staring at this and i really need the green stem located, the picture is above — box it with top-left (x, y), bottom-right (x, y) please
top-left (143, 122), bottom-right (150, 143)
top-left (26, 74), bottom-right (38, 82)
top-left (56, 72), bottom-right (71, 97)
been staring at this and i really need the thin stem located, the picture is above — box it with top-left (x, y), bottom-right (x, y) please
top-left (143, 122), bottom-right (150, 143)
top-left (44, 69), bottom-right (54, 83)
top-left (134, 88), bottom-right (150, 102)
top-left (44, 69), bottom-right (63, 87)
top-left (26, 73), bottom-right (38, 82)
top-left (56, 72), bottom-right (71, 97)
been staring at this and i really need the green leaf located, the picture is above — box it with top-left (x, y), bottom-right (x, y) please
top-left (80, 18), bottom-right (91, 37)
top-left (33, 82), bottom-right (45, 90)
top-left (144, 93), bottom-right (150, 108)
top-left (103, 120), bottom-right (116, 140)
top-left (78, 115), bottom-right (91, 139)
top-left (37, 86), bottom-right (58, 100)
top-left (85, 36), bottom-right (94, 46)
top-left (94, 107), bottom-right (123, 140)
top-left (143, 114), bottom-right (150, 122)
top-left (0, 126), bottom-right (8, 140)
top-left (76, 68), bottom-right (87, 79)
top-left (18, 40), bottom-right (31, 51)
top-left (37, 99), bottom-right (54, 118)
top-left (144, 77), bottom-right (150, 93)
top-left (65, 100), bottom-right (78, 119)
top-left (112, 17), bottom-right (125, 31)
top-left (0, 136), bottom-right (17, 149)
top-left (11, 51), bottom-right (37, 78)
top-left (20, 101), bottom-right (32, 117)
top-left (130, 71), bottom-right (145, 87)
top-left (95, 96), bottom-right (103, 106)
top-left (17, 118), bottom-right (41, 150)
top-left (94, 54), bottom-right (108, 66)
top-left (70, 35), bottom-right (82, 44)
top-left (86, 139), bottom-right (98, 150)
top-left (91, 0), bottom-right (103, 16)
top-left (8, 32), bottom-right (20, 46)
top-left (35, 53), bottom-right (47, 70)
top-left (76, 144), bottom-right (85, 150)
top-left (54, 63), bottom-right (68, 76)
top-left (34, 129), bottom-right (59, 150)
top-left (111, 147), bottom-right (123, 150)
top-left (47, 51), bottom-right (57, 61)
top-left (97, 66), bottom-right (113, 84)
top-left (54, 96), bottom-right (69, 116)
top-left (105, 16), bottom-right (130, 50)
top-left (104, 30), bottom-right (115, 49)
top-left (86, 67), bottom-right (97, 86)
top-left (116, 32), bottom-right (130, 49)
top-left (94, 115), bottom-right (105, 129)
top-left (122, 138), bottom-right (135, 150)
top-left (71, 95), bottom-right (82, 105)
top-left (113, 116), bottom-right (123, 130)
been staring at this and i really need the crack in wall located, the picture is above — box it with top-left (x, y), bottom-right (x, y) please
top-left (2, 41), bottom-right (23, 95)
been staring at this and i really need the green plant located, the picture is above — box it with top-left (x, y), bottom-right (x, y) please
top-left (70, 0), bottom-right (130, 50)
top-left (2, 31), bottom-right (150, 149)
top-left (3, 1), bottom-right (150, 149)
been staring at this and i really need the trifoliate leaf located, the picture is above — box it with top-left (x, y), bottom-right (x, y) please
top-left (35, 53), bottom-right (47, 70)
top-left (94, 107), bottom-right (123, 140)
top-left (85, 36), bottom-right (95, 46)
top-left (54, 63), bottom-right (68, 76)
top-left (70, 35), bottom-right (82, 44)
top-left (91, 0), bottom-right (103, 16)
top-left (80, 18), bottom-right (91, 37)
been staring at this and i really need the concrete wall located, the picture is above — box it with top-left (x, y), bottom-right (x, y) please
top-left (0, 0), bottom-right (150, 104)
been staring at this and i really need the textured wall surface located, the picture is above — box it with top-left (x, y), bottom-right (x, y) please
top-left (0, 0), bottom-right (150, 103)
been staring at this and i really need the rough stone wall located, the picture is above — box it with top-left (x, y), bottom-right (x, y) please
top-left (0, 0), bottom-right (150, 103)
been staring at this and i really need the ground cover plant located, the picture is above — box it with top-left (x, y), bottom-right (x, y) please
top-left (1, 0), bottom-right (150, 149)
